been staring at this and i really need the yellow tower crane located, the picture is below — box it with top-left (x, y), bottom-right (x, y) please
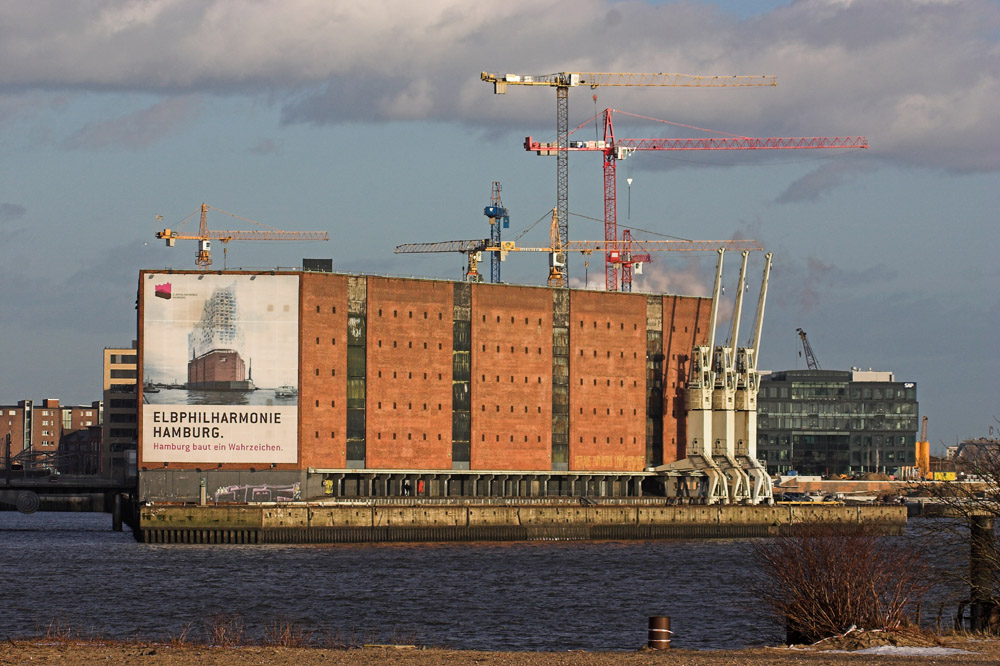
top-left (481, 70), bottom-right (776, 285)
top-left (156, 203), bottom-right (330, 269)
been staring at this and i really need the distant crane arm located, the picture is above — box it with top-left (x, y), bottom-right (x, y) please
top-left (158, 229), bottom-right (329, 242)
top-left (525, 136), bottom-right (869, 153)
top-left (395, 239), bottom-right (489, 254)
top-left (563, 239), bottom-right (763, 253)
top-left (617, 136), bottom-right (868, 151)
top-left (482, 71), bottom-right (776, 92)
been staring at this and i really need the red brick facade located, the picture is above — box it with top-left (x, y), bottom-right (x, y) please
top-left (470, 284), bottom-right (553, 470)
top-left (365, 278), bottom-right (454, 469)
top-left (298, 273), bottom-right (349, 470)
top-left (139, 271), bottom-right (711, 474)
top-left (568, 290), bottom-right (648, 471)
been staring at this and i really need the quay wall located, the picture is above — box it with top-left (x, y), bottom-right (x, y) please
top-left (137, 502), bottom-right (907, 544)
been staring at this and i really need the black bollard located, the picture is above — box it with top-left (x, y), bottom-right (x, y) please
top-left (970, 515), bottom-right (995, 632)
top-left (112, 493), bottom-right (123, 531)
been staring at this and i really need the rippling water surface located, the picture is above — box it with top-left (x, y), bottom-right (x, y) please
top-left (0, 512), bottom-right (787, 650)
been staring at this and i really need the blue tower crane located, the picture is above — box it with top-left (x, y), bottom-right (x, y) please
top-left (483, 181), bottom-right (509, 283)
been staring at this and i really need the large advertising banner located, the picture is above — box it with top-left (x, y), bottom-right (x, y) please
top-left (141, 273), bottom-right (299, 464)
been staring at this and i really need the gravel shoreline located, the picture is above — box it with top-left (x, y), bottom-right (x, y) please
top-left (3, 637), bottom-right (1000, 666)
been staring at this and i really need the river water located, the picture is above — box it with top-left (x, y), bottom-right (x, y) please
top-left (0, 512), bottom-right (966, 651)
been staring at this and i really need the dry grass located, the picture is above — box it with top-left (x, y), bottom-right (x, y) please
top-left (20, 615), bottom-right (418, 653)
top-left (204, 613), bottom-right (245, 647)
top-left (167, 622), bottom-right (193, 647)
top-left (263, 617), bottom-right (314, 648)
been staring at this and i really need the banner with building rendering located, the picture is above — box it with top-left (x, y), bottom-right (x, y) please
top-left (140, 273), bottom-right (299, 464)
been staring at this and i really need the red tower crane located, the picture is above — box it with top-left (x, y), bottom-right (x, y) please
top-left (525, 109), bottom-right (868, 291)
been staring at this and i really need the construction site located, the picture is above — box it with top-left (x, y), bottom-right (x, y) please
top-left (131, 70), bottom-right (875, 541)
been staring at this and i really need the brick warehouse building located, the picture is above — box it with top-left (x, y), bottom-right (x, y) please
top-left (137, 270), bottom-right (712, 502)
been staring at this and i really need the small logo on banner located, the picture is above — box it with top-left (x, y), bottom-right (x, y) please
top-left (154, 282), bottom-right (172, 299)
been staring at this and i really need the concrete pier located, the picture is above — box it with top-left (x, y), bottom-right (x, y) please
top-left (137, 499), bottom-right (907, 544)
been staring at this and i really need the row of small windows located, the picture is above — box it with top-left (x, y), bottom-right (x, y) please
top-left (378, 371), bottom-right (444, 380)
top-left (377, 340), bottom-right (443, 350)
top-left (580, 320), bottom-right (638, 331)
top-left (761, 385), bottom-right (916, 401)
top-left (580, 350), bottom-right (638, 359)
top-left (580, 378), bottom-right (638, 388)
top-left (580, 407), bottom-right (638, 417)
top-left (311, 308), bottom-right (699, 333)
top-left (375, 432), bottom-right (446, 440)
top-left (307, 373), bottom-right (641, 386)
top-left (581, 436), bottom-right (637, 444)
top-left (298, 431), bottom-right (643, 445)
top-left (483, 315), bottom-right (544, 325)
top-left (376, 402), bottom-right (445, 411)
top-left (482, 345), bottom-right (543, 354)
top-left (378, 309), bottom-right (444, 319)
top-left (482, 375), bottom-right (544, 384)
top-left (482, 405), bottom-right (545, 413)
top-left (313, 341), bottom-right (646, 353)
top-left (482, 434), bottom-right (544, 442)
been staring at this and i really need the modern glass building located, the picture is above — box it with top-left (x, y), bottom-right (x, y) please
top-left (756, 369), bottom-right (918, 477)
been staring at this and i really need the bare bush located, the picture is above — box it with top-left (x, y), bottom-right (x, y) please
top-left (752, 525), bottom-right (931, 643)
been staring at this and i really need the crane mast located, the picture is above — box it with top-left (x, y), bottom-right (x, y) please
top-left (483, 182), bottom-right (510, 283)
top-left (482, 71), bottom-right (776, 287)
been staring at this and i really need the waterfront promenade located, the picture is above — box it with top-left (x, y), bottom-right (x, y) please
top-left (5, 639), bottom-right (1000, 666)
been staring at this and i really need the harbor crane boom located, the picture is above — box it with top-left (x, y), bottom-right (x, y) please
top-left (796, 328), bottom-right (821, 370)
top-left (482, 71), bottom-right (776, 286)
top-left (156, 203), bottom-right (330, 269)
top-left (525, 108), bottom-right (867, 291)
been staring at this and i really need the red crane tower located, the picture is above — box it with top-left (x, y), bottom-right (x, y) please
top-left (526, 109), bottom-right (868, 291)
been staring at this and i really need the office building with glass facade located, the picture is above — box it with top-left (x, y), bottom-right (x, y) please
top-left (757, 369), bottom-right (918, 477)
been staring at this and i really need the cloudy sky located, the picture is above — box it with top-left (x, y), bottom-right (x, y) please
top-left (1, 0), bottom-right (996, 453)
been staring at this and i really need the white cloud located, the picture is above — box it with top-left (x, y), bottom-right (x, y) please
top-left (0, 0), bottom-right (996, 171)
